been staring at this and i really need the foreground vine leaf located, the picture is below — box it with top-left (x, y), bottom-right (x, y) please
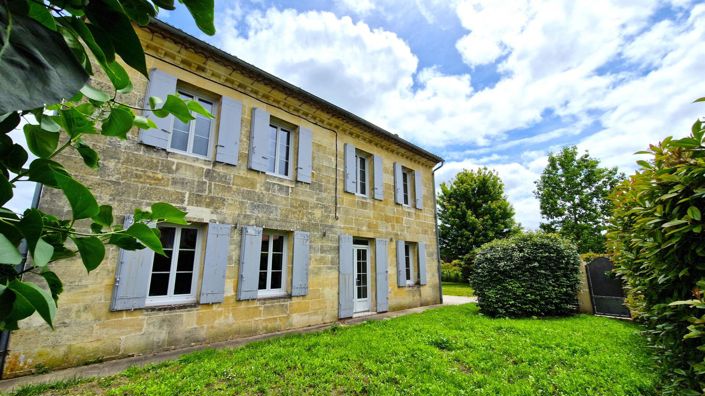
top-left (0, 0), bottom-right (214, 331)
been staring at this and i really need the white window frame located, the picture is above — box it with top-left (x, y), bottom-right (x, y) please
top-left (266, 122), bottom-right (294, 179)
top-left (404, 242), bottom-right (416, 286)
top-left (146, 225), bottom-right (203, 306)
top-left (401, 168), bottom-right (414, 207)
top-left (258, 231), bottom-right (289, 298)
top-left (355, 150), bottom-right (370, 197)
top-left (168, 88), bottom-right (216, 159)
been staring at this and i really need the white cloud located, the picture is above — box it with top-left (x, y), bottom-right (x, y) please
top-left (334, 0), bottom-right (375, 15)
top-left (213, 1), bottom-right (705, 229)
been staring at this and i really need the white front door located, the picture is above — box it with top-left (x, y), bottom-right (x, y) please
top-left (353, 244), bottom-right (371, 313)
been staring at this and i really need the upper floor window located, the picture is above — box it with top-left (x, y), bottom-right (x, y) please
top-left (170, 90), bottom-right (214, 158)
top-left (355, 150), bottom-right (370, 196)
top-left (265, 122), bottom-right (293, 177)
top-left (259, 231), bottom-right (288, 297)
top-left (401, 168), bottom-right (414, 206)
top-left (147, 225), bottom-right (202, 305)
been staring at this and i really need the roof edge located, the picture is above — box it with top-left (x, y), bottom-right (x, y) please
top-left (145, 19), bottom-right (444, 164)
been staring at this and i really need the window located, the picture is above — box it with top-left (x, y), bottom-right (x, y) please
top-left (401, 168), bottom-right (414, 206)
top-left (147, 225), bottom-right (202, 305)
top-left (404, 242), bottom-right (417, 286)
top-left (265, 122), bottom-right (293, 177)
top-left (258, 231), bottom-right (288, 297)
top-left (170, 90), bottom-right (214, 157)
top-left (355, 151), bottom-right (369, 196)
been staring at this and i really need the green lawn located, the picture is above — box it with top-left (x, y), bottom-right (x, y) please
top-left (10, 304), bottom-right (657, 396)
top-left (442, 281), bottom-right (474, 297)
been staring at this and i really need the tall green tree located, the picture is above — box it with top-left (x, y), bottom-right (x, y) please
top-left (438, 168), bottom-right (519, 262)
top-left (534, 146), bottom-right (623, 253)
top-left (0, 0), bottom-right (214, 330)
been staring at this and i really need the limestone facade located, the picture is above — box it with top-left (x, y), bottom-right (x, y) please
top-left (3, 21), bottom-right (442, 377)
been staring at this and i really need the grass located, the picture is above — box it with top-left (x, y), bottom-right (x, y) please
top-left (442, 281), bottom-right (474, 297)
top-left (8, 304), bottom-right (658, 396)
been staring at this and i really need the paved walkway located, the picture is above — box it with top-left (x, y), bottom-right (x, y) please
top-left (443, 295), bottom-right (477, 305)
top-left (0, 302), bottom-right (467, 392)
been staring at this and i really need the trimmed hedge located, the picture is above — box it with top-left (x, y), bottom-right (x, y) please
top-left (471, 232), bottom-right (580, 317)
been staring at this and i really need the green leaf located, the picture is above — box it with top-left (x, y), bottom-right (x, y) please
top-left (0, 7), bottom-right (89, 114)
top-left (101, 106), bottom-right (135, 138)
top-left (694, 97), bottom-right (705, 103)
top-left (126, 223), bottom-right (164, 255)
top-left (73, 236), bottom-right (105, 272)
top-left (54, 173), bottom-right (100, 220)
top-left (75, 142), bottom-right (100, 168)
top-left (0, 112), bottom-right (20, 134)
top-left (7, 280), bottom-right (56, 329)
top-left (84, 0), bottom-right (149, 77)
top-left (17, 208), bottom-right (43, 252)
top-left (108, 233), bottom-right (144, 250)
top-left (2, 143), bottom-right (28, 173)
top-left (0, 175), bottom-right (12, 206)
top-left (151, 202), bottom-right (187, 224)
top-left (688, 206), bottom-right (702, 221)
top-left (23, 124), bottom-right (59, 158)
top-left (662, 219), bottom-right (688, 228)
top-left (181, 0), bottom-right (216, 35)
top-left (60, 108), bottom-right (97, 137)
top-left (0, 234), bottom-right (22, 265)
top-left (92, 205), bottom-right (113, 227)
top-left (186, 100), bottom-right (214, 118)
top-left (104, 61), bottom-right (132, 93)
top-left (133, 115), bottom-right (157, 129)
top-left (80, 84), bottom-right (111, 102)
top-left (40, 271), bottom-right (63, 304)
top-left (153, 0), bottom-right (176, 10)
top-left (153, 94), bottom-right (194, 123)
top-left (27, 159), bottom-right (70, 188)
top-left (32, 238), bottom-right (54, 267)
top-left (27, 1), bottom-right (57, 30)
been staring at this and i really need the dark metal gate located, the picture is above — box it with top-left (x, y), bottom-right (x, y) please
top-left (585, 257), bottom-right (630, 318)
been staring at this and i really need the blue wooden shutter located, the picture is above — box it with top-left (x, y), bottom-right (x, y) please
top-left (414, 170), bottom-right (423, 209)
top-left (396, 239), bottom-right (406, 287)
top-left (292, 231), bottom-right (310, 296)
top-left (418, 242), bottom-right (427, 285)
top-left (216, 97), bottom-right (242, 166)
top-left (237, 226), bottom-right (262, 300)
top-left (375, 238), bottom-right (389, 312)
top-left (139, 69), bottom-right (176, 149)
top-left (110, 215), bottom-right (154, 311)
top-left (297, 127), bottom-right (313, 183)
top-left (339, 234), bottom-right (354, 318)
top-left (394, 162), bottom-right (403, 204)
top-left (248, 107), bottom-right (271, 172)
top-left (199, 223), bottom-right (232, 304)
top-left (373, 155), bottom-right (383, 200)
top-left (344, 143), bottom-right (356, 193)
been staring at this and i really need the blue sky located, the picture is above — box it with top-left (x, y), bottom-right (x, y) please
top-left (9, 0), bottom-right (704, 229)
top-left (157, 0), bottom-right (705, 229)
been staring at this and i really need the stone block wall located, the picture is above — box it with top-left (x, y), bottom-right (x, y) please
top-left (3, 25), bottom-right (442, 377)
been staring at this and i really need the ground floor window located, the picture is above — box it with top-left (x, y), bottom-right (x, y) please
top-left (147, 225), bottom-right (202, 305)
top-left (258, 231), bottom-right (288, 297)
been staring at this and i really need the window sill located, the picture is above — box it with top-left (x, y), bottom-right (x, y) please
top-left (166, 148), bottom-right (212, 162)
top-left (144, 303), bottom-right (199, 312)
top-left (264, 172), bottom-right (294, 182)
top-left (256, 292), bottom-right (290, 301)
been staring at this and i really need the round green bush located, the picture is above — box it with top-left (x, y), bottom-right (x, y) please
top-left (471, 232), bottom-right (580, 317)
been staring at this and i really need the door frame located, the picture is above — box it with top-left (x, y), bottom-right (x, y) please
top-left (353, 242), bottom-right (371, 313)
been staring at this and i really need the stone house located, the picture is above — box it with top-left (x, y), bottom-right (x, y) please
top-left (2, 20), bottom-right (443, 377)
